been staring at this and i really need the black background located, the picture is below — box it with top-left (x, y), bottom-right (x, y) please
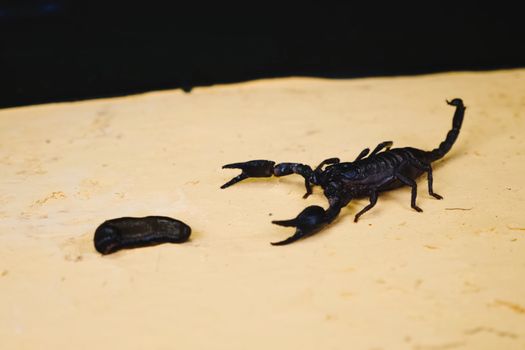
top-left (1, 1), bottom-right (524, 109)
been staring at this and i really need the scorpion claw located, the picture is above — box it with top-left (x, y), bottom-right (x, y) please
top-left (270, 230), bottom-right (308, 246)
top-left (222, 162), bottom-right (248, 169)
top-left (302, 185), bottom-right (313, 199)
top-left (221, 160), bottom-right (276, 189)
top-left (446, 98), bottom-right (464, 107)
top-left (220, 174), bottom-right (248, 189)
top-left (271, 205), bottom-right (327, 245)
top-left (271, 218), bottom-right (297, 227)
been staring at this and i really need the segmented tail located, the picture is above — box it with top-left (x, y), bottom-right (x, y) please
top-left (426, 98), bottom-right (466, 162)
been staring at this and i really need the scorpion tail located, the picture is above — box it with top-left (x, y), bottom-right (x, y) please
top-left (426, 98), bottom-right (466, 162)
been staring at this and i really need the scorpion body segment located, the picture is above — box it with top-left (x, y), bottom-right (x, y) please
top-left (221, 99), bottom-right (466, 245)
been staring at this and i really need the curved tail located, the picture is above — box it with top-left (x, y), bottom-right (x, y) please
top-left (426, 98), bottom-right (466, 162)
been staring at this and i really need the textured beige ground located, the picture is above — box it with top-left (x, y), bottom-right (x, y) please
top-left (1, 69), bottom-right (524, 349)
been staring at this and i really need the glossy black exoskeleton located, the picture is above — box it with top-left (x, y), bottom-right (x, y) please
top-left (221, 99), bottom-right (466, 245)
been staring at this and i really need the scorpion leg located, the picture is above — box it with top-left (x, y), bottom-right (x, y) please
top-left (354, 148), bottom-right (370, 161)
top-left (353, 175), bottom-right (395, 222)
top-left (408, 159), bottom-right (443, 200)
top-left (370, 141), bottom-right (393, 156)
top-left (354, 141), bottom-right (392, 162)
top-left (300, 157), bottom-right (341, 199)
top-left (425, 165), bottom-right (443, 200)
top-left (394, 172), bottom-right (423, 212)
top-left (314, 157), bottom-right (340, 172)
top-left (353, 191), bottom-right (378, 222)
top-left (271, 201), bottom-right (344, 246)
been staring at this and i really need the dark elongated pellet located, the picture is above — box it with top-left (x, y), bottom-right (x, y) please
top-left (94, 216), bottom-right (191, 255)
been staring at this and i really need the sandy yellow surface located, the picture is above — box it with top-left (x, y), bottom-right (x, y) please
top-left (1, 70), bottom-right (524, 349)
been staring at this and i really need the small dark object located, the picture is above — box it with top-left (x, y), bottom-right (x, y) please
top-left (94, 216), bottom-right (191, 255)
top-left (221, 99), bottom-right (466, 245)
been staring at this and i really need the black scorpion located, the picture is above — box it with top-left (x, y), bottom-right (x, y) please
top-left (221, 99), bottom-right (466, 245)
